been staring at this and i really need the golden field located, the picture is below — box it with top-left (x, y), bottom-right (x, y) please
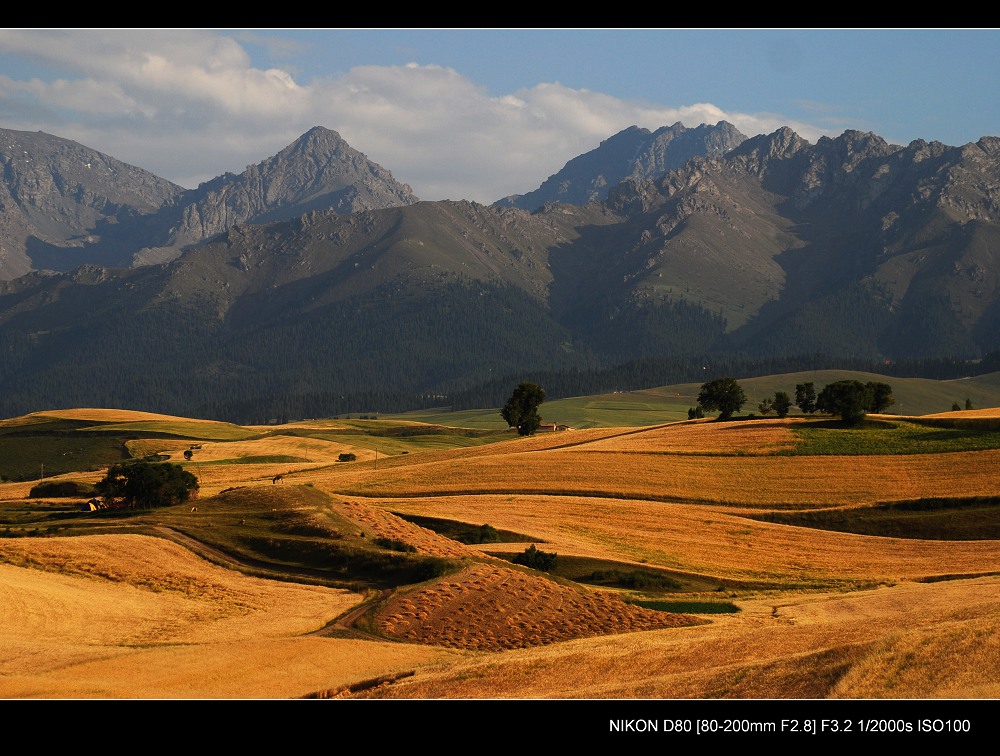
top-left (1, 407), bottom-right (998, 700)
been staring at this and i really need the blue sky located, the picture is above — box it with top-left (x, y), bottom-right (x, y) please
top-left (1, 29), bottom-right (997, 202)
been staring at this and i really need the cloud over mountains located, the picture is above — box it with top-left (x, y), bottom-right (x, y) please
top-left (0, 29), bottom-right (826, 202)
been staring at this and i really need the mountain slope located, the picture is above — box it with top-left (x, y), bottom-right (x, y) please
top-left (0, 128), bottom-right (185, 278)
top-left (0, 199), bottom-right (620, 421)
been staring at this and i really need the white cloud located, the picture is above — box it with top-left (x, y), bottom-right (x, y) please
top-left (0, 30), bottom-right (836, 202)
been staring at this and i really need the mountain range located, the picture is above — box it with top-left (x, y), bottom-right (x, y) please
top-left (0, 126), bottom-right (417, 278)
top-left (1, 120), bottom-right (998, 421)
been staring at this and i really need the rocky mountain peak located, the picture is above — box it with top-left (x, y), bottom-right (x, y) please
top-left (0, 128), bottom-right (185, 278)
top-left (732, 127), bottom-right (809, 163)
top-left (973, 135), bottom-right (1000, 157)
top-left (148, 126), bottom-right (419, 257)
top-left (0, 126), bottom-right (421, 277)
top-left (497, 120), bottom-right (747, 211)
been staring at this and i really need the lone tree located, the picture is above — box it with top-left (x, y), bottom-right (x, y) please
top-left (816, 380), bottom-right (875, 426)
top-left (866, 381), bottom-right (895, 413)
top-left (697, 377), bottom-right (746, 421)
top-left (795, 382), bottom-right (817, 413)
top-left (501, 381), bottom-right (546, 436)
top-left (95, 461), bottom-right (198, 510)
top-left (773, 391), bottom-right (793, 419)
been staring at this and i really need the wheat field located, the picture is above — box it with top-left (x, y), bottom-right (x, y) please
top-left (1, 410), bottom-right (998, 699)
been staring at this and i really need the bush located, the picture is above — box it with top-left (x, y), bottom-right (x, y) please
top-left (29, 480), bottom-right (96, 498)
top-left (513, 544), bottom-right (558, 572)
top-left (584, 568), bottom-right (682, 591)
top-left (338, 453), bottom-right (357, 462)
top-left (412, 557), bottom-right (455, 582)
top-left (374, 537), bottom-right (416, 553)
top-left (463, 523), bottom-right (501, 544)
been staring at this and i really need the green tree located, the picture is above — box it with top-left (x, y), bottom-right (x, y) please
top-left (773, 391), bottom-right (792, 419)
top-left (795, 382), bottom-right (817, 413)
top-left (952, 401), bottom-right (962, 412)
top-left (95, 461), bottom-right (198, 510)
top-left (866, 381), bottom-right (895, 413)
top-left (758, 398), bottom-right (774, 415)
top-left (816, 380), bottom-right (874, 426)
top-left (966, 398), bottom-right (974, 410)
top-left (501, 381), bottom-right (546, 436)
top-left (697, 377), bottom-right (746, 421)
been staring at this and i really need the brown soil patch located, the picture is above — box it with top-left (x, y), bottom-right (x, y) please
top-left (374, 563), bottom-right (704, 651)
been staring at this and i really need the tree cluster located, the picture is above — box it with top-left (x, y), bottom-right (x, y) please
top-left (815, 380), bottom-right (894, 425)
top-left (693, 376), bottom-right (894, 426)
top-left (94, 461), bottom-right (198, 510)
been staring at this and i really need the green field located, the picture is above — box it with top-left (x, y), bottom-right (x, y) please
top-left (388, 370), bottom-right (1000, 429)
top-left (785, 418), bottom-right (1000, 455)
